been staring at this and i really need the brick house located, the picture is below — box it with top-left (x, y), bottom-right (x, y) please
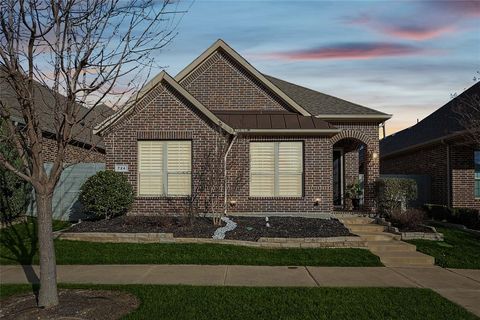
top-left (1, 75), bottom-right (114, 219)
top-left (95, 40), bottom-right (391, 216)
top-left (380, 82), bottom-right (480, 210)
top-left (1, 74), bottom-right (113, 163)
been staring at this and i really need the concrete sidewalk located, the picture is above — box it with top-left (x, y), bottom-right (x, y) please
top-left (1, 265), bottom-right (480, 316)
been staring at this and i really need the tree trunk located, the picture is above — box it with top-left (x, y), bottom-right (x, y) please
top-left (36, 191), bottom-right (59, 308)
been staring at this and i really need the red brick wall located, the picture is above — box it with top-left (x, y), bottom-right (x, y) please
top-left (104, 82), bottom-right (226, 216)
top-left (180, 51), bottom-right (295, 113)
top-left (42, 137), bottom-right (105, 163)
top-left (381, 144), bottom-right (449, 206)
top-left (226, 135), bottom-right (333, 213)
top-left (104, 80), bottom-right (336, 215)
top-left (450, 145), bottom-right (480, 210)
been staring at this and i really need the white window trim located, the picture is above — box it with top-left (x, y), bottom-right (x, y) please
top-left (249, 141), bottom-right (303, 197)
top-left (137, 140), bottom-right (192, 197)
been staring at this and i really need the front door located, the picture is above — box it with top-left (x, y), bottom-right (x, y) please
top-left (333, 150), bottom-right (344, 206)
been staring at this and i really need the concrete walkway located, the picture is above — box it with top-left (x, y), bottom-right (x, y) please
top-left (1, 265), bottom-right (480, 316)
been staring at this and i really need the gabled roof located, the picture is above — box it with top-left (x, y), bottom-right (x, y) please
top-left (214, 110), bottom-right (339, 135)
top-left (94, 71), bottom-right (235, 135)
top-left (0, 71), bottom-right (114, 149)
top-left (380, 82), bottom-right (480, 157)
top-left (265, 75), bottom-right (391, 120)
top-left (174, 39), bottom-right (312, 117)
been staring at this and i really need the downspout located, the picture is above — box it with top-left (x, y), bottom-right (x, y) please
top-left (442, 139), bottom-right (451, 207)
top-left (224, 134), bottom-right (238, 216)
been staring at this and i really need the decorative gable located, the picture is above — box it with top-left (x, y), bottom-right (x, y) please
top-left (180, 50), bottom-right (294, 113)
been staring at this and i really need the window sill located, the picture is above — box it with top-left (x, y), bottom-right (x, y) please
top-left (136, 195), bottom-right (190, 200)
top-left (248, 196), bottom-right (304, 200)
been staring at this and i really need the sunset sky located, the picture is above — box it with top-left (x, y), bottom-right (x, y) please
top-left (158, 0), bottom-right (480, 136)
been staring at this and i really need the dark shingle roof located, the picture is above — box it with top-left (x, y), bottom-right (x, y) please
top-left (0, 73), bottom-right (114, 149)
top-left (380, 82), bottom-right (480, 156)
top-left (214, 110), bottom-right (336, 130)
top-left (265, 75), bottom-right (389, 116)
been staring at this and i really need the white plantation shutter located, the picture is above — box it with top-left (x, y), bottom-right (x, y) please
top-left (167, 141), bottom-right (192, 195)
top-left (138, 140), bottom-right (192, 196)
top-left (250, 142), bottom-right (275, 196)
top-left (249, 141), bottom-right (303, 197)
top-left (278, 142), bottom-right (303, 197)
top-left (138, 141), bottom-right (163, 196)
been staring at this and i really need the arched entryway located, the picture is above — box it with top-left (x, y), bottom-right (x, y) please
top-left (331, 130), bottom-right (378, 212)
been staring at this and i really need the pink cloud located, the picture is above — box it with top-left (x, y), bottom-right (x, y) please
top-left (264, 43), bottom-right (428, 61)
top-left (380, 25), bottom-right (457, 41)
top-left (429, 0), bottom-right (480, 17)
top-left (344, 13), bottom-right (457, 41)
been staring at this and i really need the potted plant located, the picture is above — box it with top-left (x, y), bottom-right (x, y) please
top-left (345, 181), bottom-right (363, 210)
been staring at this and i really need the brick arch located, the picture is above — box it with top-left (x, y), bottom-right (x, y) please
top-left (330, 130), bottom-right (372, 146)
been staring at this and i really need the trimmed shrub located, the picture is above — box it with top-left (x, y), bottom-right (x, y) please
top-left (375, 178), bottom-right (418, 216)
top-left (423, 204), bottom-right (451, 221)
top-left (452, 207), bottom-right (480, 230)
top-left (79, 170), bottom-right (134, 220)
top-left (390, 208), bottom-right (425, 231)
top-left (423, 204), bottom-right (480, 230)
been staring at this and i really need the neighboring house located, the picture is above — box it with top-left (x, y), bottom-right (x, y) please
top-left (380, 82), bottom-right (480, 210)
top-left (0, 75), bottom-right (114, 219)
top-left (95, 39), bottom-right (391, 216)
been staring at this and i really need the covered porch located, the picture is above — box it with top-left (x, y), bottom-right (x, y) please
top-left (331, 130), bottom-right (380, 213)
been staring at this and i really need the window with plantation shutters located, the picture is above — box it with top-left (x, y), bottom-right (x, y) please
top-left (250, 142), bottom-right (303, 197)
top-left (138, 141), bottom-right (191, 196)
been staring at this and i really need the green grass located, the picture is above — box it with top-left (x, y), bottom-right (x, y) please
top-left (0, 219), bottom-right (382, 266)
top-left (408, 227), bottom-right (480, 269)
top-left (0, 284), bottom-right (477, 320)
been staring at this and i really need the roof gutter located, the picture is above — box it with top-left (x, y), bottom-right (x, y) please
top-left (381, 130), bottom-right (467, 159)
top-left (234, 128), bottom-right (341, 135)
top-left (315, 114), bottom-right (392, 121)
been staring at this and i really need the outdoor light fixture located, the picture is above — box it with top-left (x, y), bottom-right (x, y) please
top-left (229, 200), bottom-right (237, 206)
top-left (314, 198), bottom-right (321, 205)
top-left (372, 152), bottom-right (379, 159)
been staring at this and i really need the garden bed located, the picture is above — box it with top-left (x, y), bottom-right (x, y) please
top-left (67, 216), bottom-right (353, 241)
top-left (375, 218), bottom-right (443, 241)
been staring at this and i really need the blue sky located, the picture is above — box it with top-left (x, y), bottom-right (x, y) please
top-left (158, 0), bottom-right (479, 135)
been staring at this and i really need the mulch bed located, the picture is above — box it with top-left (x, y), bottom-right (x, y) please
top-left (0, 289), bottom-right (139, 320)
top-left (225, 216), bottom-right (353, 241)
top-left (67, 216), bottom-right (354, 241)
top-left (68, 216), bottom-right (219, 238)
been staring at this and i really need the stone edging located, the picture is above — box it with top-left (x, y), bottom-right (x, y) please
top-left (53, 231), bottom-right (367, 248)
top-left (375, 218), bottom-right (444, 241)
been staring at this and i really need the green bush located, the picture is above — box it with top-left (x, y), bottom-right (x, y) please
top-left (452, 207), bottom-right (480, 230)
top-left (423, 204), bottom-right (451, 221)
top-left (375, 178), bottom-right (417, 216)
top-left (423, 205), bottom-right (480, 230)
top-left (79, 170), bottom-right (134, 220)
top-left (0, 120), bottom-right (32, 223)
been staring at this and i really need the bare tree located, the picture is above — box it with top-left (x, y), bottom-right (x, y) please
top-left (0, 0), bottom-right (187, 308)
top-left (187, 127), bottom-right (247, 226)
top-left (453, 74), bottom-right (480, 148)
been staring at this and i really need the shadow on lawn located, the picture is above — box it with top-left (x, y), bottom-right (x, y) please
top-left (0, 218), bottom-right (40, 298)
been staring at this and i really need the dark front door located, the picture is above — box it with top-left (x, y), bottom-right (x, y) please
top-left (333, 150), bottom-right (343, 206)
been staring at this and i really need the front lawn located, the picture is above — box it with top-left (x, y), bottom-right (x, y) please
top-left (408, 226), bottom-right (480, 269)
top-left (0, 284), bottom-right (477, 320)
top-left (0, 219), bottom-right (381, 266)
